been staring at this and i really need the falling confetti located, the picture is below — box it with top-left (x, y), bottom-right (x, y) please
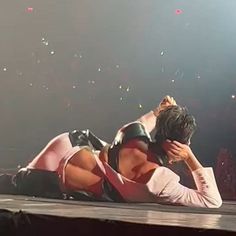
top-left (98, 68), bottom-right (101, 72)
top-left (138, 104), bottom-right (143, 109)
top-left (232, 95), bottom-right (235, 99)
top-left (175, 9), bottom-right (183, 15)
top-left (195, 73), bottom-right (201, 79)
top-left (88, 80), bottom-right (95, 84)
top-left (43, 41), bottom-right (49, 46)
top-left (50, 51), bottom-right (55, 55)
top-left (27, 7), bottom-right (34, 12)
top-left (119, 85), bottom-right (122, 89)
top-left (3, 67), bottom-right (7, 72)
top-left (160, 51), bottom-right (164, 56)
top-left (171, 79), bottom-right (175, 83)
top-left (126, 87), bottom-right (130, 92)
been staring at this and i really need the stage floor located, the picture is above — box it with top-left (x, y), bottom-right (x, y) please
top-left (1, 194), bottom-right (236, 233)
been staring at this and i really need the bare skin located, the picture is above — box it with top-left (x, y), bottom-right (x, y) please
top-left (64, 140), bottom-right (159, 196)
top-left (64, 95), bottom-right (199, 197)
top-left (65, 148), bottom-right (105, 196)
top-left (162, 140), bottom-right (202, 171)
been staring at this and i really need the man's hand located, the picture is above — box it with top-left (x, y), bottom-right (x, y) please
top-left (153, 95), bottom-right (177, 116)
top-left (162, 140), bottom-right (193, 164)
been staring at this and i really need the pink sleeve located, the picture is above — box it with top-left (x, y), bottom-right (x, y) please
top-left (155, 167), bottom-right (222, 208)
top-left (137, 111), bottom-right (157, 133)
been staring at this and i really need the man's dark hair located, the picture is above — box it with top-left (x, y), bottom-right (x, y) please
top-left (154, 105), bottom-right (197, 145)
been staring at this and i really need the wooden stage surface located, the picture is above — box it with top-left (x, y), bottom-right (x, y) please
top-left (0, 194), bottom-right (236, 234)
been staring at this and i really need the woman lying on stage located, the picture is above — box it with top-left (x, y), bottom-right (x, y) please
top-left (0, 96), bottom-right (222, 208)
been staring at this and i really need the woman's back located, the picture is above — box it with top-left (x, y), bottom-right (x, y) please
top-left (109, 139), bottom-right (159, 183)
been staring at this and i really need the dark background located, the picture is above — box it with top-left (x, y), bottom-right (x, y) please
top-left (0, 0), bottom-right (235, 168)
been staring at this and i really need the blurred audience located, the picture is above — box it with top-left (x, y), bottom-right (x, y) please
top-left (215, 148), bottom-right (236, 200)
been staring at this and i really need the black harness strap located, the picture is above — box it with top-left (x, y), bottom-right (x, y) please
top-left (108, 122), bottom-right (150, 172)
top-left (69, 129), bottom-right (105, 150)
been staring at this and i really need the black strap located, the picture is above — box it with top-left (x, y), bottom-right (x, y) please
top-left (121, 122), bottom-right (150, 144)
top-left (102, 178), bottom-right (125, 202)
top-left (108, 122), bottom-right (150, 172)
top-left (107, 145), bottom-right (120, 172)
top-left (69, 129), bottom-right (104, 150)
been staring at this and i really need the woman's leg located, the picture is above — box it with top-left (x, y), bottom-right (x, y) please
top-left (26, 133), bottom-right (72, 171)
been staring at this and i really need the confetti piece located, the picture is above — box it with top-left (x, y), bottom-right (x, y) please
top-left (160, 51), bottom-right (164, 56)
top-left (232, 95), bottom-right (235, 99)
top-left (195, 73), bottom-right (201, 79)
top-left (27, 7), bottom-right (34, 12)
top-left (43, 41), bottom-right (49, 46)
top-left (175, 9), bottom-right (183, 15)
top-left (50, 51), bottom-right (55, 55)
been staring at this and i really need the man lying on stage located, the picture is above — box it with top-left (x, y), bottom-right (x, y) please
top-left (0, 95), bottom-right (222, 208)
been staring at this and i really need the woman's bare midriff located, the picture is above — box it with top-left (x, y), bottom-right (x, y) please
top-left (64, 141), bottom-right (159, 196)
top-left (100, 141), bottom-right (159, 183)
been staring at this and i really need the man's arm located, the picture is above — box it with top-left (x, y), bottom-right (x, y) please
top-left (137, 95), bottom-right (177, 133)
top-left (161, 140), bottom-right (222, 208)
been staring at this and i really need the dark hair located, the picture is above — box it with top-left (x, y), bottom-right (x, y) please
top-left (154, 105), bottom-right (197, 145)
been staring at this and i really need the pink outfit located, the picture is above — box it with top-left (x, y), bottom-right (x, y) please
top-left (26, 133), bottom-right (85, 186)
top-left (26, 133), bottom-right (72, 172)
top-left (98, 160), bottom-right (222, 208)
top-left (24, 113), bottom-right (222, 208)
